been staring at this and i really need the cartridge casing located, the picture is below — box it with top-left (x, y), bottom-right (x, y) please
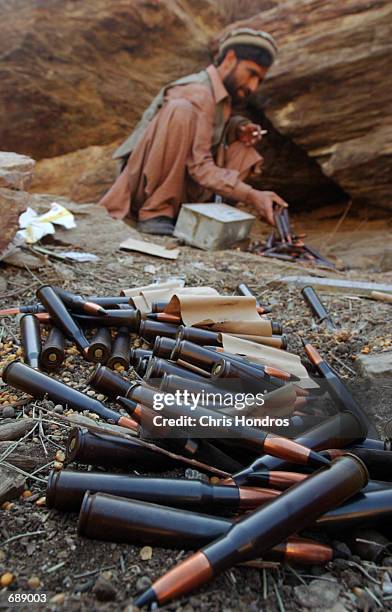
top-left (107, 327), bottom-right (130, 370)
top-left (3, 360), bottom-right (129, 426)
top-left (88, 364), bottom-right (133, 398)
top-left (73, 309), bottom-right (141, 330)
top-left (78, 493), bottom-right (333, 565)
top-left (47, 469), bottom-right (277, 513)
top-left (177, 326), bottom-right (221, 346)
top-left (78, 493), bottom-right (230, 547)
top-left (20, 314), bottom-right (41, 369)
top-left (87, 327), bottom-right (112, 363)
top-left (36, 285), bottom-right (89, 353)
top-left (208, 456), bottom-right (368, 567)
top-left (135, 455), bottom-right (367, 608)
top-left (315, 489), bottom-right (392, 531)
top-left (211, 359), bottom-right (284, 392)
top-left (129, 348), bottom-right (153, 364)
top-left (144, 357), bottom-right (206, 385)
top-left (139, 320), bottom-right (179, 342)
top-left (40, 326), bottom-right (65, 371)
top-left (152, 336), bottom-right (177, 358)
top-left (66, 427), bottom-right (176, 471)
top-left (301, 286), bottom-right (335, 330)
top-left (232, 411), bottom-right (366, 484)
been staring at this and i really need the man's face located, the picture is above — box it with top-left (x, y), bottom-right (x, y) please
top-left (223, 59), bottom-right (268, 104)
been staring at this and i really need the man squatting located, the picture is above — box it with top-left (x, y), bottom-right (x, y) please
top-left (99, 28), bottom-right (288, 236)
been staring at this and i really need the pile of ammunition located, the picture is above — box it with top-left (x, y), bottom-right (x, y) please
top-left (251, 208), bottom-right (336, 269)
top-left (2, 281), bottom-right (391, 608)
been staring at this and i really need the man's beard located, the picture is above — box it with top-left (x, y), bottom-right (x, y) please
top-left (223, 68), bottom-right (250, 105)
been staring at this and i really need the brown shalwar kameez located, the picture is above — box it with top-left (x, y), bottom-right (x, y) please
top-left (99, 65), bottom-right (262, 221)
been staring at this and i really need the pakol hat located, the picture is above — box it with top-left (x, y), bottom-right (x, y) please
top-left (218, 27), bottom-right (278, 62)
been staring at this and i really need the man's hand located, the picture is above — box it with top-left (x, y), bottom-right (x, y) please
top-left (237, 123), bottom-right (267, 147)
top-left (248, 190), bottom-right (288, 226)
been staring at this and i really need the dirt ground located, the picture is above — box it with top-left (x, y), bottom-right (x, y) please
top-left (0, 209), bottom-right (392, 611)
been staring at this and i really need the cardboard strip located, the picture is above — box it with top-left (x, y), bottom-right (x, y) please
top-left (121, 280), bottom-right (182, 298)
top-left (221, 334), bottom-right (319, 389)
top-left (120, 237), bottom-right (179, 260)
top-left (139, 286), bottom-right (220, 312)
top-left (165, 295), bottom-right (259, 326)
top-left (226, 333), bottom-right (283, 348)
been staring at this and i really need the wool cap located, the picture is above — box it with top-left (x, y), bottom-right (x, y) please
top-left (218, 27), bottom-right (278, 62)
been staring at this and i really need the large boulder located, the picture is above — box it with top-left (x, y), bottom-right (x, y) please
top-left (0, 0), bottom-right (225, 159)
top-left (0, 188), bottom-right (29, 258)
top-left (0, 152), bottom-right (35, 190)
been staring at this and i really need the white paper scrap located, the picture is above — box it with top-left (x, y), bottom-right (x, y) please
top-left (17, 203), bottom-right (76, 244)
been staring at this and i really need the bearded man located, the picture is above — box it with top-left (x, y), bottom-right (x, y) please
top-left (99, 28), bottom-right (288, 235)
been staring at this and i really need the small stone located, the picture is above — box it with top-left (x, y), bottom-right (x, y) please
top-left (96, 394), bottom-right (105, 401)
top-left (54, 404), bottom-right (64, 413)
top-left (356, 351), bottom-right (392, 380)
top-left (36, 496), bottom-right (46, 507)
top-left (50, 593), bottom-right (65, 604)
top-left (93, 576), bottom-right (116, 602)
top-left (55, 450), bottom-right (65, 462)
top-left (27, 576), bottom-right (41, 589)
top-left (21, 490), bottom-right (32, 498)
top-left (136, 576), bottom-right (152, 592)
top-left (333, 540), bottom-right (352, 559)
top-left (53, 461), bottom-right (63, 470)
top-left (2, 406), bottom-right (15, 418)
top-left (295, 579), bottom-right (341, 609)
top-left (144, 264), bottom-right (157, 274)
top-left (87, 390), bottom-right (95, 397)
top-left (140, 546), bottom-right (153, 561)
top-left (0, 572), bottom-right (14, 587)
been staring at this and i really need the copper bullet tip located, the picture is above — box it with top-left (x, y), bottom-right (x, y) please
top-left (117, 416), bottom-right (138, 431)
top-left (141, 551), bottom-right (212, 606)
top-left (221, 477), bottom-right (235, 486)
top-left (265, 365), bottom-right (291, 381)
top-left (264, 434), bottom-right (329, 468)
top-left (285, 538), bottom-right (334, 564)
top-left (302, 341), bottom-right (323, 365)
top-left (0, 308), bottom-right (20, 316)
top-left (238, 486), bottom-right (281, 509)
top-left (266, 471), bottom-right (307, 489)
top-left (84, 302), bottom-right (108, 316)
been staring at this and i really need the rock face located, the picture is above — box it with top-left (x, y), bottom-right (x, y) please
top-left (0, 0), bottom-right (223, 159)
top-left (1, 0), bottom-right (391, 211)
top-left (31, 143), bottom-right (118, 204)
top-left (0, 188), bottom-right (29, 258)
top-left (0, 152), bottom-right (34, 258)
top-left (218, 0), bottom-right (392, 211)
top-left (0, 152), bottom-right (35, 190)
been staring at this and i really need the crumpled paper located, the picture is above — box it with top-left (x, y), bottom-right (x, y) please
top-left (17, 202), bottom-right (76, 244)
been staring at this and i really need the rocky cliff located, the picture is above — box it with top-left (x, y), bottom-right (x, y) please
top-left (215, 0), bottom-right (392, 211)
top-left (1, 0), bottom-right (390, 211)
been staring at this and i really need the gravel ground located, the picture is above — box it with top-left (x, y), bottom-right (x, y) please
top-left (1, 242), bottom-right (392, 611)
